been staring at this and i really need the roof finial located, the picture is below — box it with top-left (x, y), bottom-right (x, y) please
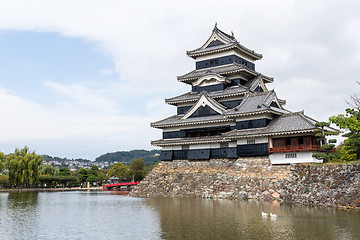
top-left (231, 31), bottom-right (234, 37)
top-left (215, 22), bottom-right (217, 29)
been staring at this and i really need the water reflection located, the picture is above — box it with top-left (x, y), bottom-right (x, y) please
top-left (0, 192), bottom-right (359, 240)
top-left (145, 198), bottom-right (360, 240)
top-left (0, 191), bottom-right (161, 240)
top-left (0, 192), bottom-right (39, 239)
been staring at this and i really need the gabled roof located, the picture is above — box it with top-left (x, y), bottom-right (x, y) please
top-left (225, 91), bottom-right (288, 117)
top-left (151, 114), bottom-right (232, 129)
top-left (244, 75), bottom-right (268, 92)
top-left (165, 85), bottom-right (248, 105)
top-left (193, 73), bottom-right (230, 87)
top-left (186, 24), bottom-right (262, 60)
top-left (182, 92), bottom-right (227, 119)
top-left (152, 135), bottom-right (230, 147)
top-left (177, 62), bottom-right (273, 83)
top-left (223, 111), bottom-right (320, 138)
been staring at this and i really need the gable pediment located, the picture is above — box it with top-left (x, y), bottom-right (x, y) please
top-left (193, 74), bottom-right (230, 87)
top-left (182, 94), bottom-right (226, 119)
top-left (200, 25), bottom-right (236, 50)
top-left (246, 75), bottom-right (268, 93)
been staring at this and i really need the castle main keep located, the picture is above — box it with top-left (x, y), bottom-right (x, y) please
top-left (152, 24), bottom-right (324, 165)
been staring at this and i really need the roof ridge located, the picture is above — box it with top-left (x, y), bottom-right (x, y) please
top-left (151, 115), bottom-right (178, 125)
top-left (247, 91), bottom-right (269, 97)
top-left (227, 93), bottom-right (249, 112)
top-left (214, 25), bottom-right (236, 42)
top-left (165, 91), bottom-right (196, 101)
top-left (298, 111), bottom-right (320, 126)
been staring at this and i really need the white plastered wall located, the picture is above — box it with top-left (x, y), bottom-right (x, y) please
top-left (237, 137), bottom-right (268, 145)
top-left (269, 152), bottom-right (323, 165)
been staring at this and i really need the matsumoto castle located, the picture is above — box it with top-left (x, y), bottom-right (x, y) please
top-left (151, 25), bottom-right (324, 165)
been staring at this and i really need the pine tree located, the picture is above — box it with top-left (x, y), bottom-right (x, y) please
top-left (312, 122), bottom-right (339, 162)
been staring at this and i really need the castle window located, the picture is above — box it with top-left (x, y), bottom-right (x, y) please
top-left (220, 143), bottom-right (228, 148)
top-left (247, 139), bottom-right (255, 144)
top-left (285, 153), bottom-right (297, 158)
top-left (182, 145), bottom-right (189, 150)
top-left (210, 60), bottom-right (214, 65)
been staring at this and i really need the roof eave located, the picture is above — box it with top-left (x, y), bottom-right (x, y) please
top-left (186, 44), bottom-right (262, 60)
top-left (165, 90), bottom-right (247, 105)
top-left (177, 66), bottom-right (257, 83)
top-left (226, 129), bottom-right (316, 139)
top-left (151, 138), bottom-right (231, 147)
top-left (150, 118), bottom-right (233, 129)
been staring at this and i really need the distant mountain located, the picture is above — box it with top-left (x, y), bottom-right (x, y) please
top-left (95, 149), bottom-right (160, 165)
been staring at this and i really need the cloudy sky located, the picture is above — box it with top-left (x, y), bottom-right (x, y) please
top-left (0, 0), bottom-right (359, 160)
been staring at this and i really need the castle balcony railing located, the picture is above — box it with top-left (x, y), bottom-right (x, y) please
top-left (269, 145), bottom-right (323, 153)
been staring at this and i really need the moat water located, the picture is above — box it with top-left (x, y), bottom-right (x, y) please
top-left (0, 191), bottom-right (359, 240)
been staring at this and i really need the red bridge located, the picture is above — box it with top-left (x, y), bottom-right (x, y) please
top-left (103, 181), bottom-right (140, 191)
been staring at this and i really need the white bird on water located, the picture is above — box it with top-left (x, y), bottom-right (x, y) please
top-left (261, 212), bottom-right (269, 218)
top-left (270, 213), bottom-right (277, 219)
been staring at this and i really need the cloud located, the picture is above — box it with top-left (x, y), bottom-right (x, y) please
top-left (0, 87), bottom-right (156, 159)
top-left (0, 0), bottom-right (359, 158)
top-left (99, 68), bottom-right (115, 76)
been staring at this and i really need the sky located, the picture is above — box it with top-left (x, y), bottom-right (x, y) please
top-left (0, 0), bottom-right (359, 160)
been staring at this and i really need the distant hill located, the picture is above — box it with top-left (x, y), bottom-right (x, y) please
top-left (42, 155), bottom-right (91, 164)
top-left (95, 149), bottom-right (160, 165)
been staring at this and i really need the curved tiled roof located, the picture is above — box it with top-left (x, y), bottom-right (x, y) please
top-left (151, 114), bottom-right (232, 128)
top-left (223, 112), bottom-right (319, 138)
top-left (151, 135), bottom-right (230, 146)
top-left (224, 91), bottom-right (288, 117)
top-left (177, 63), bottom-right (273, 83)
top-left (165, 85), bottom-right (248, 105)
top-left (186, 25), bottom-right (262, 60)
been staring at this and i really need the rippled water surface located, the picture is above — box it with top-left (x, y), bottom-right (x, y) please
top-left (0, 191), bottom-right (359, 239)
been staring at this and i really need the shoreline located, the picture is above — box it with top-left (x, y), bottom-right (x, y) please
top-left (0, 187), bottom-right (103, 193)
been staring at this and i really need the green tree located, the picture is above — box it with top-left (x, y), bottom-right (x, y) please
top-left (330, 108), bottom-right (360, 161)
top-left (128, 158), bottom-right (146, 181)
top-left (90, 165), bottom-right (98, 176)
top-left (0, 152), bottom-right (5, 173)
top-left (108, 163), bottom-right (128, 181)
top-left (86, 174), bottom-right (97, 185)
top-left (97, 169), bottom-right (109, 185)
top-left (39, 165), bottom-right (58, 175)
top-left (312, 122), bottom-right (339, 162)
top-left (6, 147), bottom-right (43, 188)
top-left (78, 168), bottom-right (89, 184)
top-left (84, 165), bottom-right (99, 186)
top-left (0, 175), bottom-right (10, 188)
top-left (58, 167), bottom-right (71, 176)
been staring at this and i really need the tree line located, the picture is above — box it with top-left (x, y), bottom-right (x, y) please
top-left (0, 147), bottom-right (156, 188)
top-left (311, 84), bottom-right (360, 162)
top-left (95, 149), bottom-right (160, 165)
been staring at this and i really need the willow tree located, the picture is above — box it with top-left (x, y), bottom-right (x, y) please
top-left (6, 147), bottom-right (43, 188)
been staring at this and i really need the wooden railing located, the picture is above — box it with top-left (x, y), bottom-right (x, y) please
top-left (269, 145), bottom-right (322, 153)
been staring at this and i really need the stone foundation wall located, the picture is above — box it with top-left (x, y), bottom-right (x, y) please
top-left (281, 164), bottom-right (360, 209)
top-left (131, 158), bottom-right (360, 209)
top-left (130, 157), bottom-right (290, 201)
